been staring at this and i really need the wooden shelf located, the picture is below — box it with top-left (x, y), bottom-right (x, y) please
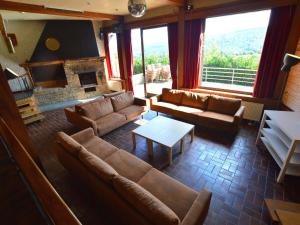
top-left (16, 96), bottom-right (44, 125)
top-left (262, 128), bottom-right (300, 165)
top-left (257, 111), bottom-right (300, 182)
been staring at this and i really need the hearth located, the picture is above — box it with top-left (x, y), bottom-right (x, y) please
top-left (78, 71), bottom-right (97, 87)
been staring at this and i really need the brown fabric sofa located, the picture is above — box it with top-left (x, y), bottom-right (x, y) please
top-left (65, 91), bottom-right (149, 136)
top-left (55, 128), bottom-right (212, 225)
top-left (150, 88), bottom-right (245, 133)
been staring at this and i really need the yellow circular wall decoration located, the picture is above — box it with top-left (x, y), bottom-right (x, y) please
top-left (45, 38), bottom-right (60, 51)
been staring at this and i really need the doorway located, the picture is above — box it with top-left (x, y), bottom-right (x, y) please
top-left (131, 26), bottom-right (172, 97)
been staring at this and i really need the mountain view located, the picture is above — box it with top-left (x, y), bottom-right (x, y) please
top-left (133, 27), bottom-right (267, 57)
top-left (204, 27), bottom-right (267, 55)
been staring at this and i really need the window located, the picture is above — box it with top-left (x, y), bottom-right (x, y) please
top-left (131, 26), bottom-right (171, 97)
top-left (201, 10), bottom-right (271, 92)
top-left (108, 33), bottom-right (120, 78)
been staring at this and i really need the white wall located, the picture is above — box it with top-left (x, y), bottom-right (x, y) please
top-left (0, 20), bottom-right (45, 75)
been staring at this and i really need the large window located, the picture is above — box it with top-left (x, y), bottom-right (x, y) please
top-left (108, 33), bottom-right (120, 78)
top-left (201, 10), bottom-right (271, 92)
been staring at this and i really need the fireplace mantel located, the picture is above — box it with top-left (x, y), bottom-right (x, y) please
top-left (20, 56), bottom-right (105, 68)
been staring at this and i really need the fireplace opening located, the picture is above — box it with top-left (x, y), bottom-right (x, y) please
top-left (78, 72), bottom-right (97, 87)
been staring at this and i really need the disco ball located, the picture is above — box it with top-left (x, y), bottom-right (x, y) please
top-left (128, 0), bottom-right (147, 18)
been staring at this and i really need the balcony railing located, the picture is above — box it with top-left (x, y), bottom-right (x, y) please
top-left (202, 66), bottom-right (257, 87)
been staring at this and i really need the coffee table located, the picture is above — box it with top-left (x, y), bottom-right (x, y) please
top-left (132, 116), bottom-right (195, 165)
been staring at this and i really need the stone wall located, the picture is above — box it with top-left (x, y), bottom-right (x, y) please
top-left (34, 57), bottom-right (110, 106)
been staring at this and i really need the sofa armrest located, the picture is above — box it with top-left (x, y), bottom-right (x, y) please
top-left (180, 189), bottom-right (212, 225)
top-left (71, 128), bottom-right (95, 143)
top-left (64, 108), bottom-right (98, 135)
top-left (134, 97), bottom-right (150, 108)
top-left (234, 105), bottom-right (245, 123)
top-left (150, 94), bottom-right (162, 106)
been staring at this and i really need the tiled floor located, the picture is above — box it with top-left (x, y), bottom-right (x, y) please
top-left (27, 109), bottom-right (300, 225)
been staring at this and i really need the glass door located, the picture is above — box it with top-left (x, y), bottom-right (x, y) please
top-left (141, 26), bottom-right (171, 96)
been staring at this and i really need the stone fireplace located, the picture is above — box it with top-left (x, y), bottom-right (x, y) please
top-left (34, 57), bottom-right (110, 105)
top-left (78, 72), bottom-right (97, 87)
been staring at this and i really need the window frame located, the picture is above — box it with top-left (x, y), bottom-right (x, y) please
top-left (198, 10), bottom-right (271, 95)
top-left (107, 32), bottom-right (120, 79)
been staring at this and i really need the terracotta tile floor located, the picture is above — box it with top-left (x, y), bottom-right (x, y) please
top-left (27, 109), bottom-right (300, 225)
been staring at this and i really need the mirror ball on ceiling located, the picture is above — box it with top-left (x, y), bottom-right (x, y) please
top-left (128, 0), bottom-right (147, 18)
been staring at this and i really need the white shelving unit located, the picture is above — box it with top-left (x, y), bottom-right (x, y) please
top-left (256, 110), bottom-right (300, 183)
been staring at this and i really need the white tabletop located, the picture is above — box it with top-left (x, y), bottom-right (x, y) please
top-left (132, 116), bottom-right (194, 148)
top-left (265, 110), bottom-right (300, 140)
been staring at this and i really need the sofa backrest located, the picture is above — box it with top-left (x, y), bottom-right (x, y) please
top-left (161, 88), bottom-right (183, 105)
top-left (57, 131), bottom-right (119, 184)
top-left (207, 95), bottom-right (241, 115)
top-left (113, 175), bottom-right (180, 225)
top-left (103, 90), bottom-right (125, 98)
top-left (56, 131), bottom-right (84, 156)
top-left (78, 150), bottom-right (119, 184)
top-left (181, 92), bottom-right (209, 110)
top-left (75, 97), bottom-right (114, 120)
top-left (111, 91), bottom-right (134, 112)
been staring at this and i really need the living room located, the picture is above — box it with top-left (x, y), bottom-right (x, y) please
top-left (0, 0), bottom-right (300, 225)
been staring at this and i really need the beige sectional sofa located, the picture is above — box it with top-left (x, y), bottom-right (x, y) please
top-left (151, 88), bottom-right (245, 133)
top-left (65, 91), bottom-right (149, 136)
top-left (55, 128), bottom-right (212, 225)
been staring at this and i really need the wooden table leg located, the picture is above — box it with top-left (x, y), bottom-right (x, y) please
top-left (168, 147), bottom-right (172, 165)
top-left (132, 132), bottom-right (136, 150)
top-left (180, 138), bottom-right (185, 153)
top-left (190, 128), bottom-right (194, 143)
top-left (147, 139), bottom-right (153, 157)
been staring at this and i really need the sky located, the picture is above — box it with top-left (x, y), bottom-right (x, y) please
top-left (131, 9), bottom-right (271, 47)
top-left (205, 10), bottom-right (271, 37)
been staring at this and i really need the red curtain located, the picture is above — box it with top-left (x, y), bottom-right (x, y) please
top-left (123, 29), bottom-right (134, 92)
top-left (116, 33), bottom-right (125, 80)
top-left (253, 6), bottom-right (295, 98)
top-left (104, 33), bottom-right (113, 79)
top-left (183, 19), bottom-right (205, 89)
top-left (168, 23), bottom-right (178, 89)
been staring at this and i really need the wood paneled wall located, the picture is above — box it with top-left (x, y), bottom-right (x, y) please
top-left (282, 39), bottom-right (300, 111)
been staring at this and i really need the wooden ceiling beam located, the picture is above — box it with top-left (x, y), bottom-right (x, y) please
top-left (167, 0), bottom-right (185, 6)
top-left (0, 1), bottom-right (120, 20)
top-left (185, 0), bottom-right (298, 20)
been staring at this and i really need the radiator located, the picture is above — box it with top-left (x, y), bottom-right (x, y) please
top-left (241, 101), bottom-right (264, 122)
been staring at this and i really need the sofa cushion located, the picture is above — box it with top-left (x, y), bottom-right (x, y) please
top-left (95, 113), bottom-right (127, 136)
top-left (182, 92), bottom-right (209, 110)
top-left (161, 88), bottom-right (183, 105)
top-left (111, 92), bottom-right (134, 112)
top-left (78, 150), bottom-right (118, 184)
top-left (97, 98), bottom-right (114, 116)
top-left (71, 128), bottom-right (95, 144)
top-left (176, 106), bottom-right (204, 114)
top-left (138, 168), bottom-right (197, 220)
top-left (113, 175), bottom-right (180, 225)
top-left (56, 132), bottom-right (83, 156)
top-left (75, 98), bottom-right (114, 120)
top-left (207, 95), bottom-right (241, 116)
top-left (117, 105), bottom-right (147, 120)
top-left (196, 111), bottom-right (235, 124)
top-left (105, 149), bottom-right (152, 182)
top-left (79, 136), bottom-right (119, 160)
top-left (152, 101), bottom-right (178, 109)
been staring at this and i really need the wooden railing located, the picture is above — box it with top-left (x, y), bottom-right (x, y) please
top-left (0, 117), bottom-right (82, 225)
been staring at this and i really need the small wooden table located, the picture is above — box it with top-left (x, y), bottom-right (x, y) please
top-left (265, 199), bottom-right (300, 225)
top-left (132, 116), bottom-right (195, 165)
